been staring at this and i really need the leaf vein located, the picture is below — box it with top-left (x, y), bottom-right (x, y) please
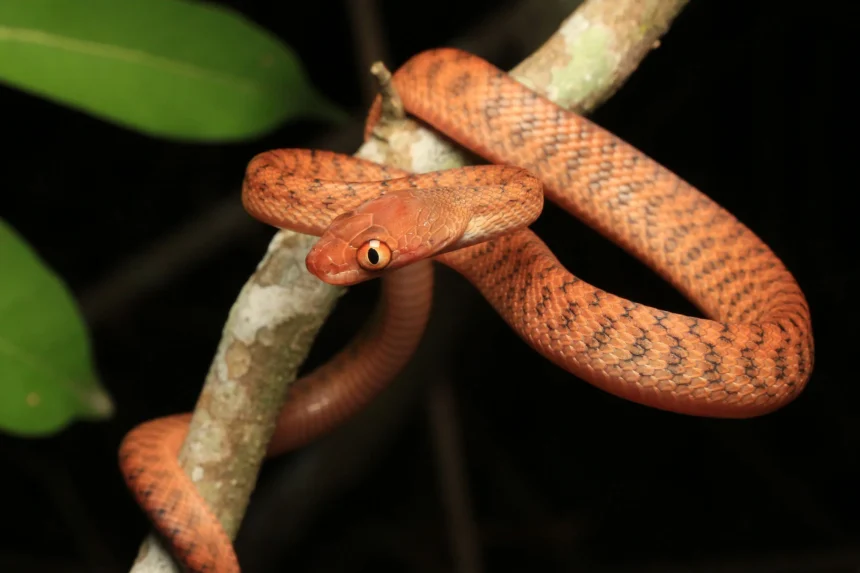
top-left (0, 25), bottom-right (263, 94)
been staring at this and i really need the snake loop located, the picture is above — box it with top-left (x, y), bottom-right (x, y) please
top-left (120, 49), bottom-right (813, 573)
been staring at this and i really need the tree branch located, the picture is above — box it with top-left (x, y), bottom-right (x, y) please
top-left (511, 0), bottom-right (690, 113)
top-left (127, 0), bottom-right (691, 571)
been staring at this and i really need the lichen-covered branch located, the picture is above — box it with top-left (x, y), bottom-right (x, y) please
top-left (127, 0), bottom-right (690, 571)
top-left (512, 0), bottom-right (691, 113)
top-left (128, 233), bottom-right (345, 572)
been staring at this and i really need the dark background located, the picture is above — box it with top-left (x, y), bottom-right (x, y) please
top-left (1, 1), bottom-right (855, 572)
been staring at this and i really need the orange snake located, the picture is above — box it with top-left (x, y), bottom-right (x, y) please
top-left (119, 49), bottom-right (814, 573)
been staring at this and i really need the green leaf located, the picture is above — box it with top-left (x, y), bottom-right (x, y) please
top-left (0, 0), bottom-right (346, 141)
top-left (0, 219), bottom-right (113, 437)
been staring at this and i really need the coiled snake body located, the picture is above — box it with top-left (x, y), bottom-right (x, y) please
top-left (119, 49), bottom-right (814, 573)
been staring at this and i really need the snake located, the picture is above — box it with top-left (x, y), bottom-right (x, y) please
top-left (119, 48), bottom-right (814, 573)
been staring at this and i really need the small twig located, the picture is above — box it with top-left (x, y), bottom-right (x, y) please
top-left (370, 61), bottom-right (406, 124)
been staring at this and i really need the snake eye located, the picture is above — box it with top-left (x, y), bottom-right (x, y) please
top-left (356, 239), bottom-right (392, 271)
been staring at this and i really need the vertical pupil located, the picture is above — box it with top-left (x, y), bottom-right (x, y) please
top-left (367, 248), bottom-right (379, 265)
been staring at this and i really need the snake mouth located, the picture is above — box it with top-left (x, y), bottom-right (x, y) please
top-left (306, 231), bottom-right (399, 285)
top-left (306, 236), bottom-right (361, 285)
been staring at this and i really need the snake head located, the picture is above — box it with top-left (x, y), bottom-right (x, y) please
top-left (306, 190), bottom-right (460, 285)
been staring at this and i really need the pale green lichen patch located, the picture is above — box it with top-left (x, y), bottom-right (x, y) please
top-left (551, 14), bottom-right (619, 107)
top-left (513, 74), bottom-right (540, 94)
